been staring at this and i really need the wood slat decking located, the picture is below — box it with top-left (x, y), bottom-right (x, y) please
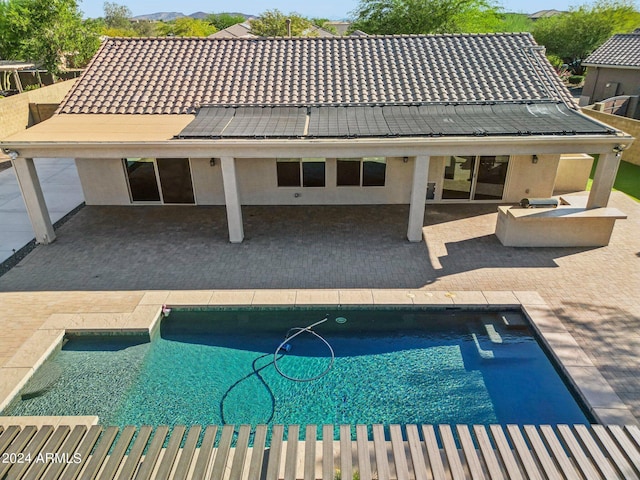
top-left (1, 423), bottom-right (640, 479)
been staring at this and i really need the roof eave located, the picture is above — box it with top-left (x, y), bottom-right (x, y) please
top-left (582, 63), bottom-right (640, 70)
top-left (1, 133), bottom-right (632, 160)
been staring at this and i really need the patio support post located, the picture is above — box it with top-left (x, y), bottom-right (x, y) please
top-left (587, 151), bottom-right (621, 209)
top-left (11, 156), bottom-right (56, 244)
top-left (220, 156), bottom-right (244, 243)
top-left (407, 155), bottom-right (430, 242)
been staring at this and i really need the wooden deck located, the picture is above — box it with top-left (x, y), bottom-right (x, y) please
top-left (1, 423), bottom-right (640, 479)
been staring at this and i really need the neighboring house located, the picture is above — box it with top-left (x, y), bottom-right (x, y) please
top-left (0, 34), bottom-right (631, 246)
top-left (209, 22), bottom-right (336, 39)
top-left (325, 21), bottom-right (351, 35)
top-left (208, 22), bottom-right (255, 38)
top-left (527, 9), bottom-right (565, 20)
top-left (580, 30), bottom-right (640, 107)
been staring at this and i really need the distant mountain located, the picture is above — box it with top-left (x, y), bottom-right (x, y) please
top-left (189, 11), bottom-right (209, 19)
top-left (132, 12), bottom-right (253, 21)
top-left (132, 12), bottom-right (184, 21)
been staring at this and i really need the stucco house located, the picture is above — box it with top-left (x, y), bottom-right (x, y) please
top-left (0, 34), bottom-right (632, 246)
top-left (580, 29), bottom-right (640, 108)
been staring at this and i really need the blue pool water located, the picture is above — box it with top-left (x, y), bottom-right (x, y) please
top-left (3, 309), bottom-right (590, 429)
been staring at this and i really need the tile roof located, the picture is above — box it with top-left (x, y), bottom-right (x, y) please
top-left (583, 32), bottom-right (640, 68)
top-left (58, 34), bottom-right (575, 115)
top-left (208, 23), bottom-right (255, 39)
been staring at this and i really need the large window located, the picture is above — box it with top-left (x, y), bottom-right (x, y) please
top-left (124, 158), bottom-right (195, 204)
top-left (276, 158), bottom-right (326, 187)
top-left (337, 157), bottom-right (386, 187)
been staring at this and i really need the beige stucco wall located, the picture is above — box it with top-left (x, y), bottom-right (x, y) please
top-left (582, 108), bottom-right (640, 166)
top-left (502, 154), bottom-right (561, 202)
top-left (76, 158), bottom-right (130, 205)
top-left (0, 80), bottom-right (75, 142)
top-left (581, 66), bottom-right (640, 104)
top-left (75, 154), bottom-right (567, 206)
top-left (236, 157), bottom-right (413, 205)
top-left (190, 158), bottom-right (225, 204)
top-left (554, 154), bottom-right (594, 194)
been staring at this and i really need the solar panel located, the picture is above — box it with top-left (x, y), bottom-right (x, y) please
top-left (221, 106), bottom-right (307, 137)
top-left (176, 106), bottom-right (234, 138)
top-left (176, 103), bottom-right (615, 139)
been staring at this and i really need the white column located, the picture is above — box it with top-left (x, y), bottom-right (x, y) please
top-left (12, 157), bottom-right (56, 244)
top-left (407, 155), bottom-right (430, 242)
top-left (587, 151), bottom-right (621, 209)
top-left (220, 156), bottom-right (244, 243)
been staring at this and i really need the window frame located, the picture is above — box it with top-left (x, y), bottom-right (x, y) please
top-left (336, 157), bottom-right (387, 187)
top-left (276, 158), bottom-right (326, 188)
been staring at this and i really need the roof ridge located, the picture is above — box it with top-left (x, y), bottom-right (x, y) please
top-left (103, 32), bottom-right (534, 41)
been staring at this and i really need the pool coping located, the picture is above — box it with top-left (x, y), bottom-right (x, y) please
top-left (0, 289), bottom-right (636, 426)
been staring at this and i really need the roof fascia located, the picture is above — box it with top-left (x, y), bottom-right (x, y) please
top-left (583, 63), bottom-right (640, 70)
top-left (2, 134), bottom-right (633, 159)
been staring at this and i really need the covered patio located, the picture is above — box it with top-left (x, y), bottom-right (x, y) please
top-left (0, 111), bottom-right (632, 247)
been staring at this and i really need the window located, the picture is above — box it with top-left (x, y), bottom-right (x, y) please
top-left (277, 158), bottom-right (325, 187)
top-left (337, 157), bottom-right (386, 187)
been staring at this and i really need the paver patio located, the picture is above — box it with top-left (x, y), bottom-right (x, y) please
top-left (0, 192), bottom-right (638, 419)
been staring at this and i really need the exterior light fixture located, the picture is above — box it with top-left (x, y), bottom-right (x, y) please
top-left (613, 144), bottom-right (627, 153)
top-left (403, 156), bottom-right (409, 163)
top-left (1, 148), bottom-right (19, 160)
top-left (532, 155), bottom-right (539, 164)
top-left (210, 158), bottom-right (216, 166)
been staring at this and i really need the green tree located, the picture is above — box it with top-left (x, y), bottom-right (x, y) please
top-left (206, 12), bottom-right (247, 30)
top-left (310, 18), bottom-right (339, 34)
top-left (156, 17), bottom-right (217, 37)
top-left (0, 0), bottom-right (101, 75)
top-left (250, 9), bottom-right (315, 37)
top-left (497, 13), bottom-right (534, 32)
top-left (103, 1), bottom-right (131, 30)
top-left (350, 0), bottom-right (503, 34)
top-left (532, 0), bottom-right (640, 73)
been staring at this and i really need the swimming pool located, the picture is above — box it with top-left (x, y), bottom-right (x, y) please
top-left (3, 308), bottom-right (590, 429)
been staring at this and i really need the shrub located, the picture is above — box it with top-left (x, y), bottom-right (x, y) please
top-left (568, 75), bottom-right (585, 85)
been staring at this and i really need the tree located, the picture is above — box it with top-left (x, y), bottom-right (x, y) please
top-left (250, 9), bottom-right (315, 37)
top-left (0, 0), bottom-right (101, 75)
top-left (206, 13), bottom-right (247, 30)
top-left (349, 0), bottom-right (503, 35)
top-left (532, 0), bottom-right (640, 73)
top-left (310, 18), bottom-right (339, 34)
top-left (156, 17), bottom-right (217, 37)
top-left (103, 2), bottom-right (131, 30)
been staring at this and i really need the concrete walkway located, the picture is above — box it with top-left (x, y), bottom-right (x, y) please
top-left (0, 158), bottom-right (84, 263)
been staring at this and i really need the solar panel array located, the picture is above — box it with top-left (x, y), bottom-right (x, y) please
top-left (176, 103), bottom-right (615, 139)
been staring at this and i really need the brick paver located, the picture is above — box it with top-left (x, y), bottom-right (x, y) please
top-left (0, 193), bottom-right (638, 418)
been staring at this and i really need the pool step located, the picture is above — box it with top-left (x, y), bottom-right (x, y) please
top-left (501, 312), bottom-right (529, 329)
top-left (471, 333), bottom-right (495, 359)
top-left (0, 423), bottom-right (637, 480)
top-left (484, 323), bottom-right (503, 343)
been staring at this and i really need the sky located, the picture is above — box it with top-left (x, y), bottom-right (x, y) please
top-left (78, 0), bottom-right (584, 20)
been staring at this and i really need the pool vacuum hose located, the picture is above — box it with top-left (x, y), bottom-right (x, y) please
top-left (273, 316), bottom-right (335, 382)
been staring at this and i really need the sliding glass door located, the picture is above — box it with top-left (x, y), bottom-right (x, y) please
top-left (124, 158), bottom-right (195, 204)
top-left (442, 156), bottom-right (475, 200)
top-left (124, 158), bottom-right (161, 202)
top-left (442, 155), bottom-right (509, 201)
top-left (157, 158), bottom-right (195, 204)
